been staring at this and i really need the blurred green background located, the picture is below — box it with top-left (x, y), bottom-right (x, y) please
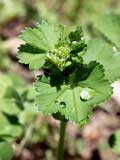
top-left (0, 0), bottom-right (120, 160)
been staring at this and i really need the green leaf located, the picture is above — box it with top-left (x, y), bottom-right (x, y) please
top-left (8, 73), bottom-right (25, 88)
top-left (0, 98), bottom-right (21, 115)
top-left (20, 21), bottom-right (63, 51)
top-left (0, 142), bottom-right (13, 160)
top-left (109, 130), bottom-right (120, 155)
top-left (19, 110), bottom-right (35, 125)
top-left (83, 38), bottom-right (120, 82)
top-left (18, 21), bottom-right (64, 70)
top-left (3, 87), bottom-right (24, 109)
top-left (0, 74), bottom-right (13, 98)
top-left (0, 86), bottom-right (24, 115)
top-left (35, 64), bottom-right (112, 123)
top-left (68, 27), bottom-right (87, 55)
top-left (81, 0), bottom-right (113, 24)
top-left (18, 44), bottom-right (47, 70)
top-left (0, 113), bottom-right (22, 138)
top-left (94, 14), bottom-right (120, 48)
top-left (0, 73), bottom-right (25, 98)
top-left (69, 26), bottom-right (83, 42)
top-left (26, 86), bottom-right (37, 100)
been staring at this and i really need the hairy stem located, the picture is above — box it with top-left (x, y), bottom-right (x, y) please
top-left (57, 120), bottom-right (67, 160)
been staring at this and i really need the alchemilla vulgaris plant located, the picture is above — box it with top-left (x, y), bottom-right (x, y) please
top-left (18, 14), bottom-right (120, 160)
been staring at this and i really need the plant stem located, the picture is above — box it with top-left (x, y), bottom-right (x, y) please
top-left (57, 120), bottom-right (67, 160)
top-left (16, 123), bottom-right (34, 156)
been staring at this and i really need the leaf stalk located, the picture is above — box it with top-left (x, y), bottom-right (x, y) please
top-left (57, 120), bottom-right (67, 160)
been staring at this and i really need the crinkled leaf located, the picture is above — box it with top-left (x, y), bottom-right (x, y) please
top-left (83, 38), bottom-right (120, 82)
top-left (18, 44), bottom-right (46, 70)
top-left (35, 64), bottom-right (112, 123)
top-left (0, 142), bottom-right (13, 160)
top-left (94, 14), bottom-right (120, 48)
top-left (20, 21), bottom-right (63, 51)
top-left (18, 21), bottom-right (64, 70)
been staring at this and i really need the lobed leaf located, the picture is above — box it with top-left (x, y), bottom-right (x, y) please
top-left (18, 21), bottom-right (64, 70)
top-left (83, 38), bottom-right (120, 82)
top-left (35, 64), bottom-right (112, 123)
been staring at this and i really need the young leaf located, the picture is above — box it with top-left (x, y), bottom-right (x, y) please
top-left (94, 14), bottom-right (120, 48)
top-left (18, 21), bottom-right (64, 70)
top-left (35, 64), bottom-right (112, 123)
top-left (83, 38), bottom-right (120, 82)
